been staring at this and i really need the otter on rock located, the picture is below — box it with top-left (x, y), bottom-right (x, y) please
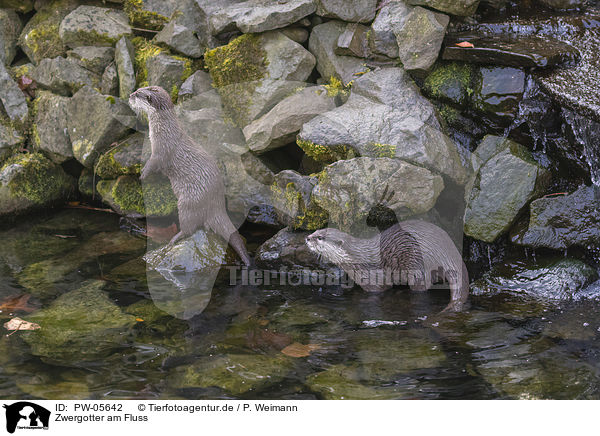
top-left (306, 220), bottom-right (469, 312)
top-left (129, 86), bottom-right (250, 265)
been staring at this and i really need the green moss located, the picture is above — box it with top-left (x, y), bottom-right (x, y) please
top-left (423, 62), bottom-right (474, 107)
top-left (2, 153), bottom-right (72, 204)
top-left (323, 76), bottom-right (351, 98)
top-left (11, 64), bottom-right (32, 79)
top-left (297, 139), bottom-right (352, 163)
top-left (101, 175), bottom-right (177, 217)
top-left (124, 0), bottom-right (169, 31)
top-left (363, 142), bottom-right (396, 158)
top-left (270, 181), bottom-right (328, 231)
top-left (438, 104), bottom-right (460, 127)
top-left (132, 37), bottom-right (163, 87)
top-left (69, 29), bottom-right (119, 47)
top-left (105, 96), bottom-right (116, 104)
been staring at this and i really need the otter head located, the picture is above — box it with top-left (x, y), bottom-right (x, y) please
top-left (306, 228), bottom-right (352, 264)
top-left (129, 86), bottom-right (174, 116)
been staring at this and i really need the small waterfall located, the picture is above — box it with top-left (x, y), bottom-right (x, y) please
top-left (562, 108), bottom-right (600, 189)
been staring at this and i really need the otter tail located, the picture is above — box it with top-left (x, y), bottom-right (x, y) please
top-left (208, 214), bottom-right (251, 266)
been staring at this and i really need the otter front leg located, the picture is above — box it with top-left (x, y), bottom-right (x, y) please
top-left (140, 155), bottom-right (161, 180)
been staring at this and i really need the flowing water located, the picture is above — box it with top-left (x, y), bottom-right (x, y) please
top-left (1, 209), bottom-right (600, 400)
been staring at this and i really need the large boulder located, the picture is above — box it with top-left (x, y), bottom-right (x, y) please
top-left (0, 63), bottom-right (28, 123)
top-left (464, 136), bottom-right (550, 243)
top-left (243, 86), bottom-right (337, 154)
top-left (394, 7), bottom-right (449, 73)
top-left (114, 37), bottom-right (136, 99)
top-left (205, 31), bottom-right (316, 127)
top-left (31, 56), bottom-right (100, 96)
top-left (32, 91), bottom-right (72, 163)
top-left (312, 157), bottom-right (444, 233)
top-left (0, 9), bottom-right (21, 65)
top-left (309, 20), bottom-right (367, 84)
top-left (59, 6), bottom-right (132, 48)
top-left (0, 153), bottom-right (74, 216)
top-left (315, 0), bottom-right (378, 23)
top-left (515, 185), bottom-right (600, 250)
top-left (67, 86), bottom-right (136, 167)
top-left (298, 68), bottom-right (468, 185)
top-left (407, 0), bottom-right (480, 16)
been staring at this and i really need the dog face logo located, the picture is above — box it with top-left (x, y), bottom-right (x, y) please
top-left (3, 402), bottom-right (50, 433)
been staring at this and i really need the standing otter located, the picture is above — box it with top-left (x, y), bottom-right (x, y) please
top-left (129, 86), bottom-right (250, 265)
top-left (306, 220), bottom-right (469, 312)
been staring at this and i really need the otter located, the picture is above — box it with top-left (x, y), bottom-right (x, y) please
top-left (306, 220), bottom-right (469, 312)
top-left (129, 86), bottom-right (250, 265)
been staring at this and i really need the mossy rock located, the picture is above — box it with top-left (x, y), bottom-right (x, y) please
top-left (58, 6), bottom-right (133, 49)
top-left (97, 175), bottom-right (177, 218)
top-left (167, 353), bottom-right (293, 395)
top-left (78, 167), bottom-right (95, 197)
top-left (21, 280), bottom-right (137, 365)
top-left (124, 0), bottom-right (173, 31)
top-left (0, 0), bottom-right (34, 13)
top-left (95, 132), bottom-right (145, 179)
top-left (0, 117), bottom-right (24, 164)
top-left (18, 0), bottom-right (79, 64)
top-left (0, 153), bottom-right (74, 216)
top-left (423, 61), bottom-right (474, 107)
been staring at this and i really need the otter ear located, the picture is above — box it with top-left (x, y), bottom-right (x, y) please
top-left (334, 237), bottom-right (344, 247)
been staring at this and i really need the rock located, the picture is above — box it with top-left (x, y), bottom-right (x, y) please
top-left (464, 136), bottom-right (550, 243)
top-left (59, 6), bottom-right (132, 48)
top-left (271, 170), bottom-right (326, 231)
top-left (0, 153), bottom-right (74, 217)
top-left (21, 280), bottom-right (137, 365)
top-left (32, 91), bottom-right (72, 163)
top-left (205, 32), bottom-right (316, 127)
top-left (146, 52), bottom-right (192, 98)
top-left (315, 0), bottom-right (378, 23)
top-left (312, 157), bottom-right (444, 233)
top-left (154, 20), bottom-right (203, 59)
top-left (0, 63), bottom-right (28, 124)
top-left (96, 174), bottom-right (177, 218)
top-left (298, 68), bottom-right (468, 185)
top-left (167, 353), bottom-right (293, 395)
top-left (472, 257), bottom-right (598, 301)
top-left (67, 46), bottom-right (115, 75)
top-left (204, 0), bottom-right (316, 35)
top-left (18, 0), bottom-right (79, 64)
top-left (514, 185), bottom-right (600, 250)
top-left (95, 132), bottom-right (144, 179)
top-left (471, 66), bottom-right (525, 121)
top-left (0, 0), bottom-right (33, 13)
top-left (538, 0), bottom-right (585, 10)
top-left (243, 86), bottom-right (336, 154)
top-left (78, 168), bottom-right (95, 197)
top-left (177, 70), bottom-right (213, 102)
top-left (0, 9), bottom-right (21, 65)
top-left (100, 63), bottom-right (119, 96)
top-left (423, 62), bottom-right (475, 107)
top-left (123, 0), bottom-right (177, 31)
top-left (368, 0), bottom-right (412, 59)
top-left (0, 120), bottom-right (24, 163)
top-left (114, 37), bottom-right (136, 99)
top-left (309, 20), bottom-right (367, 84)
top-left (443, 33), bottom-right (580, 68)
top-left (336, 23), bottom-right (370, 58)
top-left (407, 0), bottom-right (480, 16)
top-left (394, 7), bottom-right (449, 73)
top-left (281, 27), bottom-right (309, 44)
top-left (67, 86), bottom-right (136, 168)
top-left (31, 56), bottom-right (99, 96)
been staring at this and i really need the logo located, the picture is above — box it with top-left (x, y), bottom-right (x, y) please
top-left (3, 402), bottom-right (50, 433)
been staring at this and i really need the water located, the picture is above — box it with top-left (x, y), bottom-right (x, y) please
top-left (1, 209), bottom-right (600, 400)
top-left (562, 108), bottom-right (600, 188)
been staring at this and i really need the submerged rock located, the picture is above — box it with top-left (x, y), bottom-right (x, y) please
top-left (472, 257), bottom-right (598, 301)
top-left (0, 63), bottom-right (28, 124)
top-left (59, 6), bottom-right (132, 48)
top-left (464, 135), bottom-right (550, 243)
top-left (515, 185), bottom-right (600, 250)
top-left (315, 0), bottom-right (378, 23)
top-left (21, 280), bottom-right (137, 365)
top-left (31, 56), bottom-right (100, 96)
top-left (0, 9), bottom-right (21, 66)
top-left (0, 153), bottom-right (74, 217)
top-left (471, 66), bottom-right (526, 121)
top-left (423, 62), bottom-right (475, 107)
top-left (32, 91), bottom-right (72, 163)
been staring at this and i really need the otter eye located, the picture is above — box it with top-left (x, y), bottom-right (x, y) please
top-left (317, 236), bottom-right (323, 241)
top-left (145, 95), bottom-right (151, 102)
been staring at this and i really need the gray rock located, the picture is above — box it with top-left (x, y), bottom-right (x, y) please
top-left (0, 63), bottom-right (28, 123)
top-left (177, 70), bottom-right (213, 102)
top-left (472, 66), bottom-right (525, 121)
top-left (95, 132), bottom-right (145, 179)
top-left (124, 0), bottom-right (177, 31)
top-left (67, 86), bottom-right (135, 167)
top-left (32, 91), bottom-right (72, 163)
top-left (261, 31), bottom-right (317, 82)
top-left (309, 20), bottom-right (367, 84)
top-left (114, 37), bottom-right (136, 100)
top-left (67, 46), bottom-right (114, 75)
top-left (0, 9), bottom-right (21, 65)
top-left (154, 20), bottom-right (203, 58)
top-left (515, 185), bottom-right (600, 250)
top-left (205, 0), bottom-right (316, 35)
top-left (59, 5), bottom-right (132, 48)
top-left (100, 63), bottom-right (119, 96)
top-left (394, 6), bottom-right (449, 73)
top-left (298, 68), bottom-right (468, 185)
top-left (281, 27), bottom-right (309, 44)
top-left (312, 157), bottom-right (444, 233)
top-left (31, 56), bottom-right (99, 96)
top-left (336, 23), bottom-right (370, 58)
top-left (0, 153), bottom-right (74, 216)
top-left (146, 52), bottom-right (190, 98)
top-left (538, 0), bottom-right (585, 9)
top-left (271, 170), bottom-right (325, 231)
top-left (407, 0), bottom-right (480, 16)
top-left (243, 86), bottom-right (336, 154)
top-left (0, 0), bottom-right (33, 13)
top-left (369, 0), bottom-right (411, 59)
top-left (0, 120), bottom-right (24, 163)
top-left (464, 136), bottom-right (550, 243)
top-left (472, 257), bottom-right (598, 301)
top-left (315, 0), bottom-right (378, 23)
